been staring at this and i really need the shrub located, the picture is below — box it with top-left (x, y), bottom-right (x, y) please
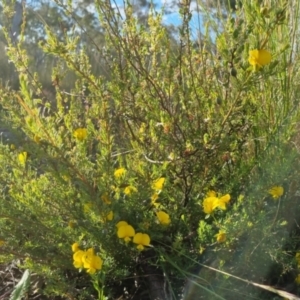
top-left (1, 0), bottom-right (300, 299)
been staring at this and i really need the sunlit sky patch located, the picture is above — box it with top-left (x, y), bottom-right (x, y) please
top-left (110, 0), bottom-right (206, 39)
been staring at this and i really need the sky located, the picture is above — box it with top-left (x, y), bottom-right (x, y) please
top-left (110, 0), bottom-right (207, 40)
top-left (22, 0), bottom-right (213, 40)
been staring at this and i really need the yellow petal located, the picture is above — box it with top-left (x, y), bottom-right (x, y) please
top-left (18, 152), bottom-right (27, 165)
top-left (215, 199), bottom-right (227, 210)
top-left (71, 242), bottom-right (80, 252)
top-left (73, 260), bottom-right (83, 268)
top-left (133, 233), bottom-right (151, 248)
top-left (87, 268), bottom-right (96, 274)
top-left (152, 177), bottom-right (165, 190)
top-left (136, 244), bottom-right (144, 251)
top-left (73, 128), bottom-right (87, 141)
top-left (116, 221), bottom-right (128, 228)
top-left (156, 211), bottom-right (171, 225)
top-left (268, 186), bottom-right (284, 199)
top-left (73, 250), bottom-right (85, 265)
top-left (203, 197), bottom-right (218, 214)
top-left (117, 225), bottom-right (135, 239)
top-left (249, 49), bottom-right (271, 68)
top-left (141, 233), bottom-right (150, 246)
top-left (215, 231), bottom-right (226, 243)
top-left (256, 49), bottom-right (271, 66)
top-left (219, 194), bottom-right (230, 203)
top-left (114, 168), bottom-right (126, 178)
top-left (124, 185), bottom-right (137, 195)
top-left (92, 256), bottom-right (103, 270)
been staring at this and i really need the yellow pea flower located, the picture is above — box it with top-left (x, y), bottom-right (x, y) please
top-left (117, 224), bottom-right (135, 242)
top-left (152, 177), bottom-right (165, 191)
top-left (203, 197), bottom-right (219, 214)
top-left (216, 194), bottom-right (231, 210)
top-left (124, 185), bottom-right (137, 195)
top-left (18, 152), bottom-right (28, 165)
top-left (73, 250), bottom-right (85, 268)
top-left (116, 221), bottom-right (128, 228)
top-left (114, 168), bottom-right (126, 178)
top-left (73, 128), bottom-right (87, 141)
top-left (82, 248), bottom-right (103, 274)
top-left (133, 233), bottom-right (151, 251)
top-left (248, 49), bottom-right (271, 70)
top-left (268, 186), bottom-right (284, 199)
top-left (202, 193), bottom-right (231, 214)
top-left (85, 255), bottom-right (103, 274)
top-left (72, 242), bottom-right (80, 252)
top-left (156, 211), bottom-right (171, 225)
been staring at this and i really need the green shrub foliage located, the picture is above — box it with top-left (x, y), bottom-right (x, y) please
top-left (1, 0), bottom-right (300, 299)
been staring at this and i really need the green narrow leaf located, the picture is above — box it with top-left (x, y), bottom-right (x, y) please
top-left (9, 269), bottom-right (31, 300)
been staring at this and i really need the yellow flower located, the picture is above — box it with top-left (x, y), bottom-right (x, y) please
top-left (203, 197), bottom-right (219, 214)
top-left (18, 152), bottom-right (28, 165)
top-left (124, 185), bottom-right (137, 195)
top-left (215, 231), bottom-right (226, 243)
top-left (202, 193), bottom-right (231, 214)
top-left (86, 255), bottom-right (103, 274)
top-left (116, 221), bottom-right (128, 228)
top-left (295, 274), bottom-right (300, 285)
top-left (73, 128), bottom-right (87, 141)
top-left (106, 211), bottom-right (114, 221)
top-left (156, 211), bottom-right (171, 225)
top-left (73, 250), bottom-right (85, 268)
top-left (216, 194), bottom-right (231, 210)
top-left (117, 224), bottom-right (135, 242)
top-left (72, 242), bottom-right (80, 252)
top-left (82, 248), bottom-right (103, 274)
top-left (82, 248), bottom-right (95, 265)
top-left (152, 177), bottom-right (165, 190)
top-left (248, 49), bottom-right (271, 70)
top-left (268, 186), bottom-right (284, 199)
top-left (114, 168), bottom-right (126, 178)
top-left (133, 233), bottom-right (151, 251)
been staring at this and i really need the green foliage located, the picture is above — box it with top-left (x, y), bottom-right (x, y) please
top-left (0, 0), bottom-right (300, 299)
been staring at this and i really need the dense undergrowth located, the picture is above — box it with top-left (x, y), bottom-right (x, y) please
top-left (1, 0), bottom-right (300, 299)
